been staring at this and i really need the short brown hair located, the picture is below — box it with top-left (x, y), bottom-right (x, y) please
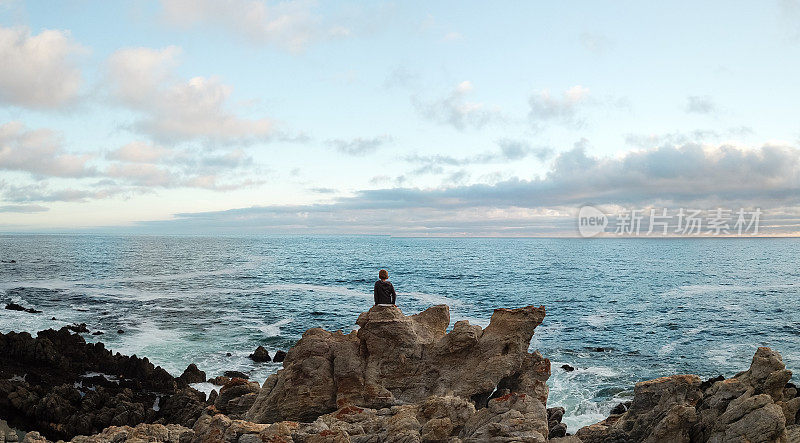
top-left (378, 269), bottom-right (388, 279)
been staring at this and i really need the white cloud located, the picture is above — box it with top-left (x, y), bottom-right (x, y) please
top-left (0, 25), bottom-right (84, 109)
top-left (528, 85), bottom-right (590, 129)
top-left (106, 46), bottom-right (273, 144)
top-left (159, 0), bottom-right (348, 52)
top-left (0, 122), bottom-right (95, 177)
top-left (328, 135), bottom-right (392, 156)
top-left (414, 81), bottom-right (504, 130)
top-left (107, 141), bottom-right (170, 163)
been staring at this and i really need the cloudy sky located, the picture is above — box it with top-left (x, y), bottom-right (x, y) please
top-left (1, 0), bottom-right (799, 235)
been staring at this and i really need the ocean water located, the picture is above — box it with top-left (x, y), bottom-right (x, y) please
top-left (1, 234), bottom-right (798, 431)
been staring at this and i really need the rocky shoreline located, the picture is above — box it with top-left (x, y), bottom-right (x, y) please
top-left (1, 304), bottom-right (799, 442)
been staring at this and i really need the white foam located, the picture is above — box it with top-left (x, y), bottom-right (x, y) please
top-left (190, 382), bottom-right (219, 397)
top-left (257, 318), bottom-right (292, 337)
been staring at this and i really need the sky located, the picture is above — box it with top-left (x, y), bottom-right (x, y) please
top-left (1, 0), bottom-right (799, 236)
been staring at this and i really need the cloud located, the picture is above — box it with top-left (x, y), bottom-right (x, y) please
top-left (0, 25), bottom-right (84, 109)
top-left (528, 85), bottom-right (590, 130)
top-left (0, 182), bottom-right (129, 203)
top-left (413, 81), bottom-right (504, 130)
top-left (403, 139), bottom-right (553, 171)
top-left (107, 141), bottom-right (170, 163)
top-left (0, 122), bottom-right (95, 177)
top-left (159, 0), bottom-right (350, 52)
top-left (328, 135), bottom-right (392, 156)
top-left (106, 46), bottom-right (273, 144)
top-left (685, 95), bottom-right (716, 114)
top-left (0, 204), bottom-right (48, 213)
top-left (135, 142), bottom-right (800, 234)
top-left (624, 127), bottom-right (753, 148)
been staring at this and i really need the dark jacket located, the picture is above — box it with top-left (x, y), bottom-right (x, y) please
top-left (374, 280), bottom-right (397, 305)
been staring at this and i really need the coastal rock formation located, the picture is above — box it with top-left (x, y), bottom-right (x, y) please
top-left (576, 346), bottom-right (800, 443)
top-left (245, 304), bottom-right (550, 433)
top-left (0, 328), bottom-right (205, 441)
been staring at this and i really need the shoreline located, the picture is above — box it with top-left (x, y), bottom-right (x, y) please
top-left (2, 304), bottom-right (799, 442)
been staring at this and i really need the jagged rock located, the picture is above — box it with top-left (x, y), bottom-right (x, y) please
top-left (578, 347), bottom-right (797, 443)
top-left (461, 392), bottom-right (548, 442)
top-left (273, 350), bottom-right (287, 363)
top-left (694, 347), bottom-right (793, 442)
top-left (209, 376), bottom-right (231, 386)
top-left (246, 304), bottom-right (550, 426)
top-left (67, 423), bottom-right (194, 442)
top-left (576, 374), bottom-right (701, 442)
top-left (609, 401), bottom-right (631, 415)
top-left (248, 346), bottom-right (271, 362)
top-left (65, 323), bottom-right (89, 333)
top-left (223, 370), bottom-right (248, 379)
top-left (561, 364), bottom-right (575, 372)
top-left (0, 328), bottom-right (205, 441)
top-left (177, 364), bottom-right (205, 384)
top-left (214, 379), bottom-right (260, 418)
top-left (4, 303), bottom-right (41, 314)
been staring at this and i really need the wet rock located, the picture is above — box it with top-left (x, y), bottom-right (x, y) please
top-left (577, 374), bottom-right (701, 442)
top-left (214, 379), bottom-right (260, 418)
top-left (177, 364), bottom-right (205, 384)
top-left (208, 376), bottom-right (231, 386)
top-left (699, 374), bottom-right (724, 392)
top-left (246, 304), bottom-right (550, 429)
top-left (549, 421), bottom-right (567, 438)
top-left (116, 329), bottom-right (124, 334)
top-left (609, 401), bottom-right (631, 415)
top-left (4, 303), bottom-right (41, 314)
top-left (64, 323), bottom-right (89, 334)
top-left (273, 350), bottom-right (287, 363)
top-left (90, 331), bottom-right (103, 336)
top-left (248, 346), bottom-right (270, 363)
top-left (223, 370), bottom-right (248, 379)
top-left (561, 364), bottom-right (575, 372)
top-left (0, 327), bottom-right (205, 441)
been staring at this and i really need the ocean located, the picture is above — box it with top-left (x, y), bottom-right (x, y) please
top-left (1, 234), bottom-right (798, 431)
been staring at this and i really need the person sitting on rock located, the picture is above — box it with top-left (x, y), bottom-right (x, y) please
top-left (374, 269), bottom-right (397, 305)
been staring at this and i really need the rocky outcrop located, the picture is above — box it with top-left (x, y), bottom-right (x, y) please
top-left (245, 304), bottom-right (550, 432)
top-left (178, 364), bottom-right (206, 384)
top-left (214, 379), bottom-right (261, 418)
top-left (248, 346), bottom-right (271, 362)
top-left (577, 346), bottom-right (799, 443)
top-left (0, 328), bottom-right (205, 441)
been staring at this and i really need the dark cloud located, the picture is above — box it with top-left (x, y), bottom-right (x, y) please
top-left (132, 142), bottom-right (800, 234)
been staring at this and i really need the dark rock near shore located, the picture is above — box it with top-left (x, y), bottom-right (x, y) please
top-left (223, 370), bottom-right (248, 379)
top-left (609, 401), bottom-right (631, 415)
top-left (699, 374), bottom-right (725, 392)
top-left (209, 376), bottom-right (231, 386)
top-left (177, 364), bottom-right (205, 384)
top-left (91, 331), bottom-right (103, 336)
top-left (248, 346), bottom-right (270, 362)
top-left (4, 303), bottom-right (41, 314)
top-left (0, 327), bottom-right (205, 440)
top-left (561, 363), bottom-right (575, 372)
top-left (64, 323), bottom-right (89, 333)
top-left (272, 350), bottom-right (286, 362)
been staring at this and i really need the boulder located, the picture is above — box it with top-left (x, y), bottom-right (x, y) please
top-left (223, 370), bottom-right (248, 379)
top-left (177, 364), bottom-right (205, 384)
top-left (245, 304), bottom-right (550, 427)
top-left (248, 346), bottom-right (271, 363)
top-left (4, 303), bottom-right (41, 314)
top-left (273, 350), bottom-right (287, 363)
top-left (214, 379), bottom-right (260, 418)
